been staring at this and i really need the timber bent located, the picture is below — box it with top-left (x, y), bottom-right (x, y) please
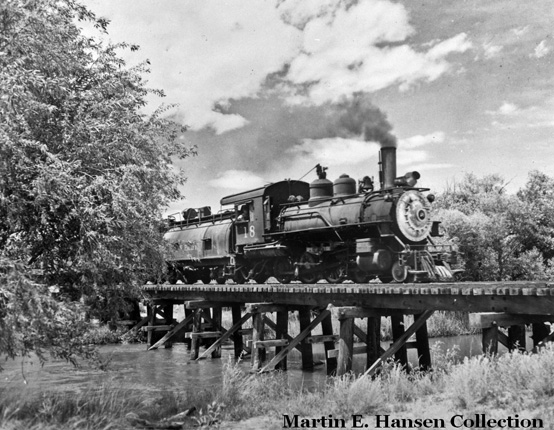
top-left (138, 281), bottom-right (554, 376)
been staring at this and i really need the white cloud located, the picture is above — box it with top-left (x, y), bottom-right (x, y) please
top-left (425, 33), bottom-right (472, 60)
top-left (397, 149), bottom-right (428, 165)
top-left (486, 102), bottom-right (519, 116)
top-left (287, 138), bottom-right (380, 165)
top-left (282, 132), bottom-right (449, 184)
top-left (482, 41), bottom-right (503, 59)
top-left (499, 102), bottom-right (519, 115)
top-left (85, 0), bottom-right (302, 134)
top-left (277, 0), bottom-right (344, 28)
top-left (398, 131), bottom-right (446, 149)
top-left (405, 163), bottom-right (453, 170)
top-left (512, 26), bottom-right (529, 38)
top-left (277, 138), bottom-right (382, 185)
top-left (85, 0), bottom-right (473, 133)
top-left (395, 131), bottom-right (446, 168)
top-left (486, 98), bottom-right (554, 129)
top-left (209, 170), bottom-right (267, 190)
top-left (533, 40), bottom-right (550, 58)
top-left (283, 0), bottom-right (472, 103)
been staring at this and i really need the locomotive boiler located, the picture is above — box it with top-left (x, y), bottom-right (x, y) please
top-left (164, 146), bottom-right (459, 284)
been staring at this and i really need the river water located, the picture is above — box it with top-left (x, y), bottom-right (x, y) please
top-left (1, 335), bottom-right (490, 395)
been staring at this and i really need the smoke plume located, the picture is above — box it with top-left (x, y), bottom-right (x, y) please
top-left (327, 93), bottom-right (397, 147)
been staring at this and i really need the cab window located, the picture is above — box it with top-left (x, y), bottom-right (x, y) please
top-left (237, 204), bottom-right (250, 221)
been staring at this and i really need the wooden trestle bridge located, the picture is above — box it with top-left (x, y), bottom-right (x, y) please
top-left (137, 281), bottom-right (554, 376)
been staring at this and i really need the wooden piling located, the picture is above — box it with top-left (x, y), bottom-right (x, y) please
top-left (163, 304), bottom-right (174, 349)
top-left (364, 311), bottom-right (434, 377)
top-left (251, 312), bottom-right (265, 370)
top-left (211, 306), bottom-right (222, 358)
top-left (507, 324), bottom-right (526, 351)
top-left (190, 309), bottom-right (202, 360)
top-left (231, 304), bottom-right (244, 358)
top-left (184, 306), bottom-right (193, 350)
top-left (532, 322), bottom-right (550, 349)
top-left (482, 322), bottom-right (499, 354)
top-left (259, 310), bottom-right (331, 373)
top-left (391, 315), bottom-right (408, 368)
top-left (366, 316), bottom-right (381, 371)
top-left (337, 316), bottom-right (354, 376)
top-left (275, 310), bottom-right (289, 370)
top-left (414, 312), bottom-right (431, 370)
top-left (320, 310), bottom-right (337, 375)
top-left (146, 304), bottom-right (155, 349)
top-left (298, 308), bottom-right (315, 369)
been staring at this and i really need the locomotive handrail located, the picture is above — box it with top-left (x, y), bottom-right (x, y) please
top-left (267, 219), bottom-right (393, 238)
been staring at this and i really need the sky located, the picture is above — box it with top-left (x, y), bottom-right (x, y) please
top-left (83, 0), bottom-right (554, 216)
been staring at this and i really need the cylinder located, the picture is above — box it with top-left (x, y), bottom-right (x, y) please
top-left (380, 146), bottom-right (397, 189)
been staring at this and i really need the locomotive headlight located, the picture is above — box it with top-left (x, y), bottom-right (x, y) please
top-left (395, 190), bottom-right (432, 242)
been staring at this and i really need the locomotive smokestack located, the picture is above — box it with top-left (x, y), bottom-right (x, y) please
top-left (379, 146), bottom-right (397, 189)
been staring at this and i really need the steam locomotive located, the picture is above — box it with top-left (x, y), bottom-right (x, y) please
top-left (164, 146), bottom-right (460, 284)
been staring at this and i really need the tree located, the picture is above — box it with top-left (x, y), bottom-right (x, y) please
top-left (514, 171), bottom-right (554, 260)
top-left (435, 173), bottom-right (554, 281)
top-left (0, 0), bottom-right (194, 367)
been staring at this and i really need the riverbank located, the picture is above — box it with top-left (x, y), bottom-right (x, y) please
top-left (2, 344), bottom-right (553, 429)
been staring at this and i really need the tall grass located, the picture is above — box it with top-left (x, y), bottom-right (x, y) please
top-left (0, 383), bottom-right (212, 430)
top-left (3, 345), bottom-right (554, 428)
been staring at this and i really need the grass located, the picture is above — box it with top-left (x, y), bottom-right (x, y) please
top-left (3, 345), bottom-right (554, 429)
top-left (0, 383), bottom-right (214, 430)
top-left (209, 345), bottom-right (554, 426)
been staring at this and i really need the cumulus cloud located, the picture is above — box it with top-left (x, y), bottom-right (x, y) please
top-left (282, 1), bottom-right (472, 103)
top-left (397, 149), bottom-right (428, 165)
top-left (512, 26), bottom-right (529, 38)
top-left (486, 98), bottom-right (554, 129)
top-left (86, 0), bottom-right (473, 134)
top-left (398, 131), bottom-right (446, 149)
top-left (85, 0), bottom-right (302, 134)
top-left (396, 131), bottom-right (446, 167)
top-left (486, 102), bottom-right (519, 116)
top-left (287, 138), bottom-right (380, 165)
top-left (482, 41), bottom-right (503, 59)
top-left (208, 170), bottom-right (267, 191)
top-left (533, 40), bottom-right (550, 58)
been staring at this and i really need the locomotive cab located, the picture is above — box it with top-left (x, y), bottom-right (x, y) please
top-left (220, 180), bottom-right (310, 253)
top-left (232, 199), bottom-right (264, 247)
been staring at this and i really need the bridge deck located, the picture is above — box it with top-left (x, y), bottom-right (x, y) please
top-left (142, 281), bottom-right (554, 316)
